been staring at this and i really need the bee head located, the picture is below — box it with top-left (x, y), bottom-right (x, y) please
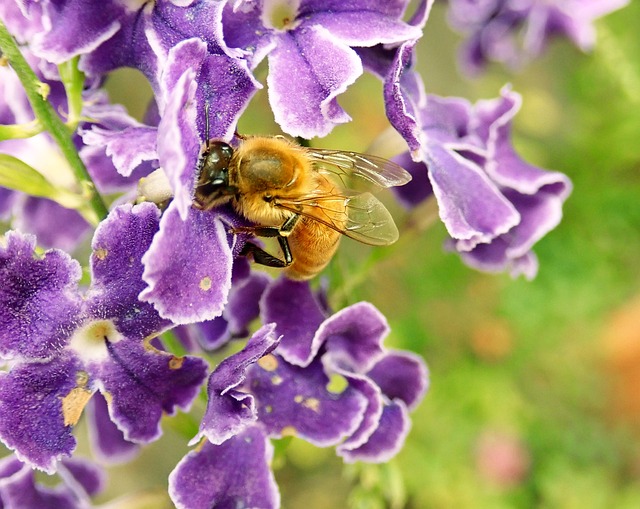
top-left (194, 141), bottom-right (237, 209)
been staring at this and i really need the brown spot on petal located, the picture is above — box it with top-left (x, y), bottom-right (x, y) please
top-left (281, 425), bottom-right (297, 437)
top-left (94, 247), bottom-right (108, 260)
top-left (169, 356), bottom-right (184, 370)
top-left (302, 397), bottom-right (320, 412)
top-left (258, 354), bottom-right (278, 372)
top-left (199, 276), bottom-right (212, 291)
top-left (61, 388), bottom-right (92, 426)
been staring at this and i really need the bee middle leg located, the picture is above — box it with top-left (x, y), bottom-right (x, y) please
top-left (235, 215), bottom-right (299, 268)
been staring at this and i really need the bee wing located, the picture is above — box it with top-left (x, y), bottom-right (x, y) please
top-left (305, 148), bottom-right (412, 192)
top-left (275, 192), bottom-right (400, 246)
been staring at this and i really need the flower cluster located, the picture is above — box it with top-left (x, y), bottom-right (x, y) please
top-left (445, 0), bottom-right (629, 74)
top-left (0, 0), bottom-right (623, 506)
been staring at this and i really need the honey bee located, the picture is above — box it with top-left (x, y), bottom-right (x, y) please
top-left (194, 135), bottom-right (411, 280)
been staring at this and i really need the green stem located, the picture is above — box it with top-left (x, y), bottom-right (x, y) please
top-left (0, 21), bottom-right (109, 224)
top-left (58, 57), bottom-right (84, 129)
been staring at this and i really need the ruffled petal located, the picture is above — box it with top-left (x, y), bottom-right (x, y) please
top-left (86, 203), bottom-right (171, 340)
top-left (86, 393), bottom-right (139, 464)
top-left (267, 27), bottom-right (362, 138)
top-left (247, 355), bottom-right (368, 446)
top-left (0, 231), bottom-right (82, 360)
top-left (91, 339), bottom-right (207, 443)
top-left (169, 427), bottom-right (280, 509)
top-left (260, 278), bottom-right (327, 367)
top-left (195, 324), bottom-right (280, 445)
top-left (338, 399), bottom-right (410, 463)
top-left (0, 354), bottom-right (83, 473)
top-left (140, 203), bottom-right (234, 324)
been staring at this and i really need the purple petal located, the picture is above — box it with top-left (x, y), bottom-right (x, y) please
top-left (332, 370), bottom-right (383, 452)
top-left (367, 350), bottom-right (429, 410)
top-left (174, 318), bottom-right (231, 352)
top-left (81, 144), bottom-right (156, 194)
top-left (226, 270), bottom-right (271, 337)
top-left (267, 27), bottom-right (362, 138)
top-left (91, 339), bottom-right (207, 443)
top-left (221, 1), bottom-right (276, 67)
top-left (86, 392), bottom-right (139, 464)
top-left (391, 153), bottom-right (433, 208)
top-left (169, 427), bottom-right (280, 509)
top-left (0, 1), bottom-right (45, 44)
top-left (0, 458), bottom-right (80, 509)
top-left (81, 125), bottom-right (158, 178)
top-left (30, 0), bottom-right (124, 64)
top-left (193, 52), bottom-right (260, 141)
top-left (317, 302), bottom-right (389, 374)
top-left (156, 40), bottom-right (201, 220)
top-left (479, 88), bottom-right (572, 198)
top-left (0, 354), bottom-right (82, 473)
top-left (0, 455), bottom-right (23, 479)
top-left (260, 278), bottom-right (327, 367)
top-left (454, 235), bottom-right (539, 279)
top-left (382, 40), bottom-right (425, 153)
top-left (338, 400), bottom-right (410, 463)
top-left (306, 10), bottom-right (422, 47)
top-left (196, 324), bottom-right (280, 445)
top-left (247, 355), bottom-right (368, 446)
top-left (79, 8), bottom-right (157, 79)
top-left (0, 189), bottom-right (17, 219)
top-left (58, 457), bottom-right (105, 498)
top-left (140, 203), bottom-right (234, 324)
top-left (425, 142), bottom-right (520, 249)
top-left (87, 203), bottom-right (171, 339)
top-left (0, 231), bottom-right (82, 360)
top-left (14, 197), bottom-right (91, 252)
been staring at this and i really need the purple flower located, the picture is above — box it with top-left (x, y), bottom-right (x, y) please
top-left (446, 0), bottom-right (630, 74)
top-left (195, 278), bottom-right (428, 460)
top-left (393, 85), bottom-right (571, 278)
top-left (0, 203), bottom-right (207, 472)
top-left (81, 38), bottom-right (256, 325)
top-left (221, 0), bottom-right (425, 137)
top-left (0, 455), bottom-right (105, 509)
top-left (168, 277), bottom-right (427, 506)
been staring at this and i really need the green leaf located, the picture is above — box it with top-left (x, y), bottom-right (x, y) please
top-left (0, 153), bottom-right (85, 208)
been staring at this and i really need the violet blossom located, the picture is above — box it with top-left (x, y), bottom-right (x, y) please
top-left (446, 0), bottom-right (630, 74)
top-left (221, 0), bottom-right (427, 137)
top-left (170, 279), bottom-right (428, 506)
top-left (367, 41), bottom-right (571, 278)
top-left (0, 203), bottom-right (207, 472)
top-left (393, 85), bottom-right (572, 278)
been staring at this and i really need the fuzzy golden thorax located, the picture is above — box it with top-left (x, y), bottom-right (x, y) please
top-left (229, 136), bottom-right (316, 226)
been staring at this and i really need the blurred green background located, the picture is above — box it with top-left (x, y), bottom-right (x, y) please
top-left (101, 2), bottom-right (640, 508)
